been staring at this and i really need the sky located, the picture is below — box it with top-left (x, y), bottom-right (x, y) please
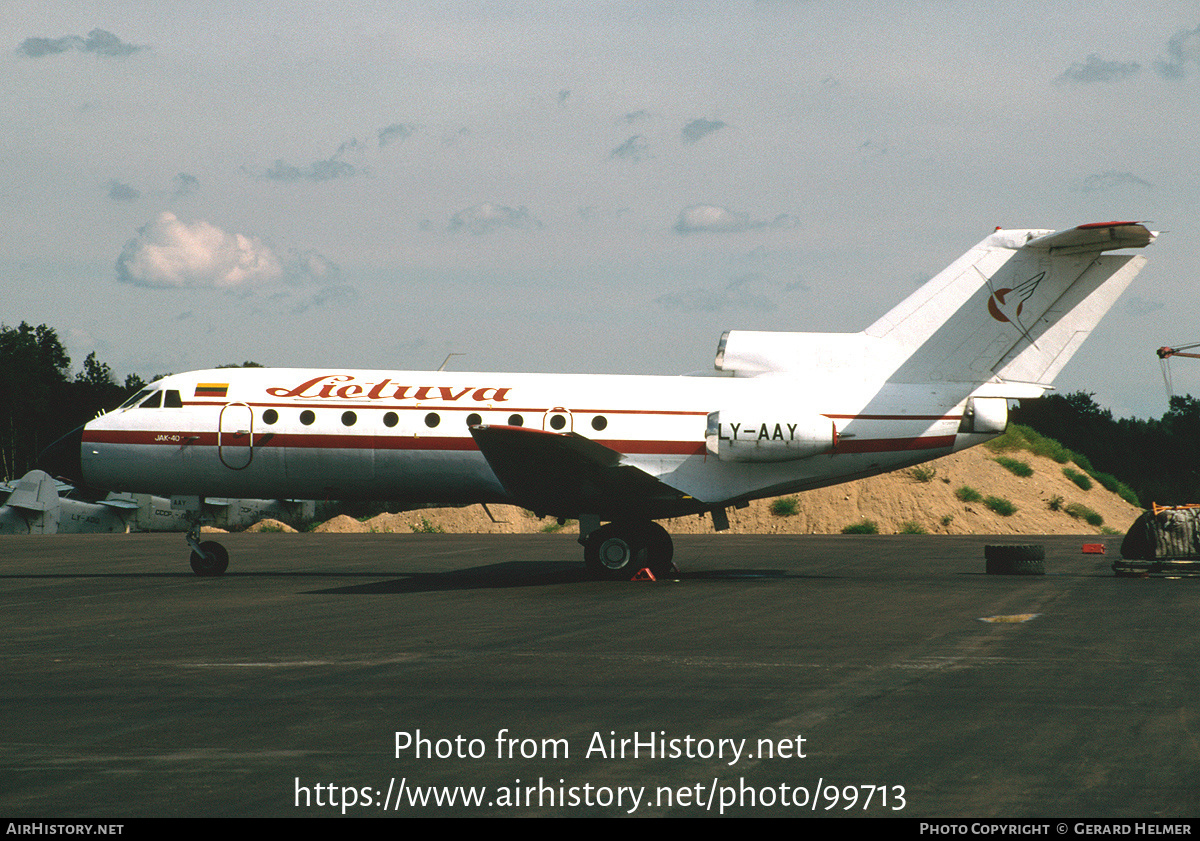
top-left (3, 1), bottom-right (1199, 419)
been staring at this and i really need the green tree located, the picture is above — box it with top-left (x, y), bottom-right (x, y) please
top-left (0, 322), bottom-right (72, 477)
top-left (76, 351), bottom-right (113, 387)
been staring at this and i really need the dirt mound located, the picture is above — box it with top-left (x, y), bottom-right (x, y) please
top-left (662, 446), bottom-right (1141, 536)
top-left (312, 514), bottom-right (366, 534)
top-left (302, 446), bottom-right (1141, 537)
top-left (243, 518), bottom-right (298, 533)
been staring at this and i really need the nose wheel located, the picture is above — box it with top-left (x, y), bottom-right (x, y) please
top-left (186, 523), bottom-right (229, 576)
top-left (583, 521), bottom-right (674, 579)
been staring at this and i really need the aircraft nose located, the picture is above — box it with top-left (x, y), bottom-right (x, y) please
top-left (38, 424), bottom-right (84, 484)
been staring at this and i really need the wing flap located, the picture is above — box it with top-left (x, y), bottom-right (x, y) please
top-left (468, 424), bottom-right (700, 520)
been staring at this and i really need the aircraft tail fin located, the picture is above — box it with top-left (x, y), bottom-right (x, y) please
top-left (715, 222), bottom-right (1155, 393)
top-left (864, 222), bottom-right (1154, 389)
top-left (4, 470), bottom-right (62, 534)
top-left (6, 469), bottom-right (60, 513)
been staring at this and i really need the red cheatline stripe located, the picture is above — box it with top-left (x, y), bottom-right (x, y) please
top-left (835, 435), bottom-right (956, 453)
top-left (80, 429), bottom-right (706, 455)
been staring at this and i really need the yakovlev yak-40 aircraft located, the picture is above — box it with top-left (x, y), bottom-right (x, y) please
top-left (42, 222), bottom-right (1156, 577)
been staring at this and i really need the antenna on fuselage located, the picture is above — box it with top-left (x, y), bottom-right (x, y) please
top-left (438, 353), bottom-right (465, 372)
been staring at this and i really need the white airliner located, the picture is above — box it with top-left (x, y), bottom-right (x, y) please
top-left (45, 222), bottom-right (1155, 577)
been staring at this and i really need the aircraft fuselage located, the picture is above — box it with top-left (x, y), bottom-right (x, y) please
top-left (80, 367), bottom-right (987, 519)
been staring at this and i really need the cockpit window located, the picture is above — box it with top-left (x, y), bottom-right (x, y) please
top-left (140, 391), bottom-right (162, 409)
top-left (164, 390), bottom-right (183, 408)
top-left (118, 390), bottom-right (151, 410)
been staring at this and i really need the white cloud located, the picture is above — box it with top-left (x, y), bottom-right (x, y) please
top-left (681, 118), bottom-right (726, 144)
top-left (259, 158), bottom-right (357, 182)
top-left (378, 123), bottom-right (417, 147)
top-left (18, 29), bottom-right (147, 58)
top-left (655, 272), bottom-right (783, 313)
top-left (116, 212), bottom-right (284, 289)
top-left (1075, 171), bottom-right (1153, 193)
top-left (674, 205), bottom-right (751, 234)
top-left (672, 205), bottom-right (798, 235)
top-left (172, 173), bottom-right (199, 197)
top-left (448, 203), bottom-right (542, 235)
top-left (107, 181), bottom-right (140, 202)
top-left (1056, 54), bottom-right (1141, 84)
top-left (611, 135), bottom-right (649, 161)
top-left (1156, 24), bottom-right (1200, 79)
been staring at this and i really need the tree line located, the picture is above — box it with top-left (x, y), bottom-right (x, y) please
top-left (1011, 392), bottom-right (1200, 508)
top-left (0, 322), bottom-right (145, 480)
top-left (0, 320), bottom-right (263, 480)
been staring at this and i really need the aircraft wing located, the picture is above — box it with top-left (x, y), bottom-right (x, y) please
top-left (468, 424), bottom-right (702, 521)
top-left (98, 493), bottom-right (140, 511)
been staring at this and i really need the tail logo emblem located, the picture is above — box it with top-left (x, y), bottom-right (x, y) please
top-left (987, 272), bottom-right (1044, 323)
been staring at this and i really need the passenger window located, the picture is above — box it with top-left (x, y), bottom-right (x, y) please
top-left (549, 414), bottom-right (566, 430)
top-left (591, 416), bottom-right (607, 431)
top-left (508, 414), bottom-right (524, 427)
top-left (425, 413), bottom-right (440, 428)
top-left (384, 412), bottom-right (399, 428)
top-left (342, 411), bottom-right (357, 426)
top-left (300, 410), bottom-right (315, 426)
top-left (263, 409), bottom-right (279, 425)
top-left (466, 413), bottom-right (482, 426)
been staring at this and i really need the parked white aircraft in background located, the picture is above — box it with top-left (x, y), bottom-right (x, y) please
top-left (0, 470), bottom-right (134, 535)
top-left (42, 222), bottom-right (1155, 577)
top-left (0, 471), bottom-right (322, 535)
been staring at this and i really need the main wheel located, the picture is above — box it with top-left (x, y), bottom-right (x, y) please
top-left (190, 541), bottom-right (230, 576)
top-left (584, 523), bottom-right (647, 579)
top-left (640, 521), bottom-right (675, 577)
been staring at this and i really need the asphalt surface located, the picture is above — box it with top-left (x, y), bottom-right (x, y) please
top-left (1, 532), bottom-right (1196, 818)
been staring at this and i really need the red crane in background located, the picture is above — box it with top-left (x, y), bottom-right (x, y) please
top-left (1157, 343), bottom-right (1200, 398)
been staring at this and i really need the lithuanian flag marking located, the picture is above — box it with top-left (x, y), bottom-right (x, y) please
top-left (194, 383), bottom-right (229, 398)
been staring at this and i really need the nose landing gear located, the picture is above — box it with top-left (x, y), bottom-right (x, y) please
top-left (186, 522), bottom-right (229, 576)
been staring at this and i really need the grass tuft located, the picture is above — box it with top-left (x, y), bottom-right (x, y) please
top-left (1064, 502), bottom-right (1103, 527)
top-left (984, 496), bottom-right (1017, 516)
top-left (955, 486), bottom-right (983, 503)
top-left (410, 517), bottom-right (445, 534)
top-left (770, 497), bottom-right (799, 517)
top-left (907, 465), bottom-right (937, 483)
top-left (994, 456), bottom-right (1034, 477)
top-left (842, 520), bottom-right (879, 534)
top-left (1063, 467), bottom-right (1092, 491)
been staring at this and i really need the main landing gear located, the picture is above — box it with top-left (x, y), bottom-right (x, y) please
top-left (186, 522), bottom-right (229, 577)
top-left (582, 521), bottom-right (675, 580)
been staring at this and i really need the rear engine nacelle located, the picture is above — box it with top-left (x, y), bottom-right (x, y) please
top-left (958, 396), bottom-right (1008, 435)
top-left (705, 410), bottom-right (838, 463)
